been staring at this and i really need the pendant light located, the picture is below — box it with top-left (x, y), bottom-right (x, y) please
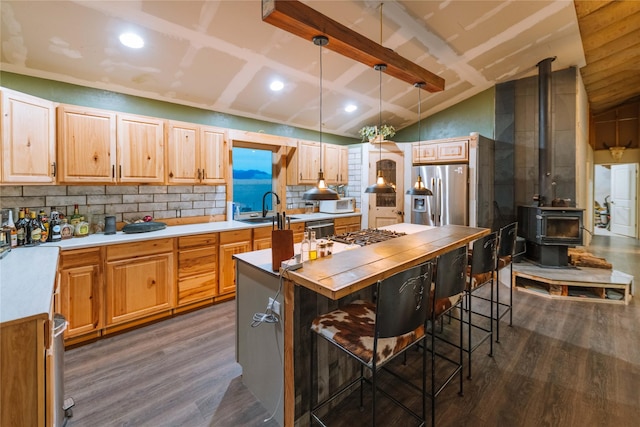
top-left (364, 63), bottom-right (395, 194)
top-left (303, 35), bottom-right (340, 201)
top-left (407, 82), bottom-right (433, 196)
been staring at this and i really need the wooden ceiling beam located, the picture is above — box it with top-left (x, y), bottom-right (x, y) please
top-left (261, 0), bottom-right (445, 93)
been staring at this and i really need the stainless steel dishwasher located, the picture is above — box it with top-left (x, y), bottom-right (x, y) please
top-left (304, 219), bottom-right (335, 238)
top-left (53, 314), bottom-right (74, 426)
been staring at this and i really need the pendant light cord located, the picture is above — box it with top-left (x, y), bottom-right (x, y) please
top-left (319, 37), bottom-right (323, 173)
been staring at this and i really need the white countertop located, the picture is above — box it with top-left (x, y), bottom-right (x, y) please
top-left (0, 246), bottom-right (60, 324)
top-left (35, 212), bottom-right (361, 250)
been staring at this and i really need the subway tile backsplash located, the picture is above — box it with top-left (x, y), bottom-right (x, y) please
top-left (0, 185), bottom-right (227, 223)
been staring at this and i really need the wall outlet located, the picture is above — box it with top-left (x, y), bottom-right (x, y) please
top-left (268, 297), bottom-right (280, 316)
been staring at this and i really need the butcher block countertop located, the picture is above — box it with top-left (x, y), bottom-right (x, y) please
top-left (286, 224), bottom-right (489, 300)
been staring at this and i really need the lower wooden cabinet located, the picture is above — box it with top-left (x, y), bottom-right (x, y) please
top-left (105, 239), bottom-right (175, 326)
top-left (334, 215), bottom-right (361, 235)
top-left (177, 233), bottom-right (218, 306)
top-left (58, 248), bottom-right (103, 341)
top-left (219, 229), bottom-right (252, 295)
top-left (253, 227), bottom-right (273, 250)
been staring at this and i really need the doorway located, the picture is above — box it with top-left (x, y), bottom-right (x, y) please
top-left (594, 163), bottom-right (639, 238)
top-left (367, 143), bottom-right (404, 228)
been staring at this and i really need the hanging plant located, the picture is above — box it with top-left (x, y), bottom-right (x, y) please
top-left (358, 124), bottom-right (396, 142)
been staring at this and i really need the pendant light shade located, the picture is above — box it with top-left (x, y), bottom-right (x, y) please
top-left (407, 82), bottom-right (433, 196)
top-left (303, 36), bottom-right (339, 201)
top-left (365, 63), bottom-right (396, 194)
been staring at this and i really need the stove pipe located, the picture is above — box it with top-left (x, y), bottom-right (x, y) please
top-left (536, 57), bottom-right (556, 206)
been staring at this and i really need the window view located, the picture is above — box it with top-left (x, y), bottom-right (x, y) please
top-left (232, 147), bottom-right (273, 213)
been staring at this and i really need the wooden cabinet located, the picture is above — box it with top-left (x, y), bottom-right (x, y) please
top-left (57, 104), bottom-right (117, 183)
top-left (116, 113), bottom-right (165, 183)
top-left (291, 222), bottom-right (306, 243)
top-left (1, 88), bottom-right (56, 184)
top-left (323, 144), bottom-right (349, 184)
top-left (287, 139), bottom-right (320, 185)
top-left (105, 239), bottom-right (175, 326)
top-left (219, 229), bottom-right (252, 295)
top-left (177, 233), bottom-right (218, 306)
top-left (334, 215), bottom-right (361, 235)
top-left (412, 139), bottom-right (468, 164)
top-left (593, 102), bottom-right (639, 151)
top-left (253, 226), bottom-right (273, 250)
top-left (58, 105), bottom-right (164, 184)
top-left (167, 121), bottom-right (227, 184)
top-left (58, 248), bottom-right (103, 342)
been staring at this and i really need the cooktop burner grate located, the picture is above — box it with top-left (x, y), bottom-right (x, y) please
top-left (329, 228), bottom-right (406, 246)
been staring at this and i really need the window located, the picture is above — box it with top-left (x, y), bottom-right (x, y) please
top-left (232, 147), bottom-right (273, 213)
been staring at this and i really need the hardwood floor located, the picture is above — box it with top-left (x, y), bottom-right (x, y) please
top-left (65, 234), bottom-right (640, 426)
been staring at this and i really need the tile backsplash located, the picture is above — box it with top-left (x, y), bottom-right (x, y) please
top-left (0, 185), bottom-right (227, 223)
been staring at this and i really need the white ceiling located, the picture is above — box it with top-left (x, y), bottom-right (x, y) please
top-left (1, 0), bottom-right (586, 139)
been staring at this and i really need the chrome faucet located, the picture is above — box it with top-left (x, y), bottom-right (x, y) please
top-left (262, 191), bottom-right (280, 217)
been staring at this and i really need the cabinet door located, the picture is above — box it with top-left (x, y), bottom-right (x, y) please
top-left (57, 105), bottom-right (116, 183)
top-left (437, 140), bottom-right (467, 162)
top-left (105, 253), bottom-right (174, 325)
top-left (412, 143), bottom-right (437, 164)
top-left (117, 114), bottom-right (164, 183)
top-left (167, 121), bottom-right (198, 183)
top-left (218, 229), bottom-right (252, 295)
top-left (59, 263), bottom-right (102, 338)
top-left (287, 140), bottom-right (320, 184)
top-left (323, 143), bottom-right (341, 184)
top-left (338, 146), bottom-right (349, 184)
top-left (200, 126), bottom-right (226, 184)
top-left (1, 89), bottom-right (56, 184)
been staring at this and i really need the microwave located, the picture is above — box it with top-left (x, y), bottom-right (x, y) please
top-left (319, 197), bottom-right (355, 214)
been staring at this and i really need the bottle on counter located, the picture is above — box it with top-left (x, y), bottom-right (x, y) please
top-left (60, 219), bottom-right (74, 240)
top-left (16, 209), bottom-right (27, 246)
top-left (309, 231), bottom-right (317, 260)
top-left (6, 209), bottom-right (17, 248)
top-left (74, 216), bottom-right (90, 237)
top-left (301, 230), bottom-right (310, 262)
top-left (70, 204), bottom-right (82, 228)
top-left (49, 207), bottom-right (62, 242)
top-left (38, 210), bottom-right (49, 243)
top-left (26, 210), bottom-right (42, 246)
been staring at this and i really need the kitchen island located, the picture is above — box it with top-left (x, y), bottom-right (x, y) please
top-left (234, 224), bottom-right (489, 426)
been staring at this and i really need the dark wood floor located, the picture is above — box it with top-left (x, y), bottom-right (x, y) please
top-left (65, 234), bottom-right (640, 426)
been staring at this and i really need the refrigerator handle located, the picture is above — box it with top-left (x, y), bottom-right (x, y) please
top-left (430, 177), bottom-right (436, 222)
top-left (437, 178), bottom-right (442, 225)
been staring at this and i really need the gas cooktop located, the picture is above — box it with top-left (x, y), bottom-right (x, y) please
top-left (329, 228), bottom-right (406, 246)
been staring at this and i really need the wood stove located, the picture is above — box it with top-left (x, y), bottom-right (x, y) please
top-left (518, 206), bottom-right (584, 267)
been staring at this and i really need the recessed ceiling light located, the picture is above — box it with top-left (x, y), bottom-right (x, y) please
top-left (119, 32), bottom-right (144, 49)
top-left (345, 104), bottom-right (357, 113)
top-left (270, 80), bottom-right (284, 91)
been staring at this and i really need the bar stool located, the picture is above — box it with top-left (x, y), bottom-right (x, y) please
top-left (464, 232), bottom-right (498, 380)
top-left (309, 261), bottom-right (432, 426)
top-left (495, 222), bottom-right (517, 342)
top-left (424, 245), bottom-right (468, 427)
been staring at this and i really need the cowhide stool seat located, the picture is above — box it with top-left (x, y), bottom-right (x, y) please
top-left (309, 262), bottom-right (432, 426)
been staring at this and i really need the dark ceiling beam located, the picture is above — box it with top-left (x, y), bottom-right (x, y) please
top-left (262, 0), bottom-right (445, 93)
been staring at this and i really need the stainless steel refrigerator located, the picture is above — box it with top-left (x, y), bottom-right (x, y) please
top-left (411, 164), bottom-right (468, 226)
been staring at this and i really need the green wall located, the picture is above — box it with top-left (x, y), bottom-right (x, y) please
top-left (395, 87), bottom-right (496, 142)
top-left (0, 71), bottom-right (358, 145)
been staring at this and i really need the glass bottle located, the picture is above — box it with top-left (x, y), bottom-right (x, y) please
top-left (70, 204), bottom-right (82, 228)
top-left (49, 207), bottom-right (62, 242)
top-left (60, 218), bottom-right (74, 240)
top-left (300, 230), bottom-right (310, 262)
top-left (6, 209), bottom-right (17, 248)
top-left (309, 231), bottom-right (317, 260)
top-left (16, 209), bottom-right (27, 246)
top-left (74, 216), bottom-right (90, 237)
top-left (38, 210), bottom-right (49, 243)
top-left (27, 210), bottom-right (42, 246)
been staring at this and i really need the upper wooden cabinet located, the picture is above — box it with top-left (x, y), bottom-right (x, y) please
top-left (323, 144), bottom-right (348, 184)
top-left (117, 113), bottom-right (165, 183)
top-left (1, 88), bottom-right (57, 184)
top-left (593, 102), bottom-right (639, 151)
top-left (287, 139), bottom-right (320, 185)
top-left (412, 139), bottom-right (468, 164)
top-left (57, 105), bottom-right (164, 184)
top-left (166, 120), bottom-right (227, 184)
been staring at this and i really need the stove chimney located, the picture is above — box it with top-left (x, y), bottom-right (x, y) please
top-left (535, 57), bottom-right (556, 206)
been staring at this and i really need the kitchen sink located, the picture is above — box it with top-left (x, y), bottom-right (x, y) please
top-left (237, 216), bottom-right (299, 224)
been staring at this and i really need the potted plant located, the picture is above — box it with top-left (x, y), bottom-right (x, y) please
top-left (358, 124), bottom-right (396, 143)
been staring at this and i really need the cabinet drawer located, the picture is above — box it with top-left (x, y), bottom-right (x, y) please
top-left (220, 228), bottom-right (252, 244)
top-left (178, 247), bottom-right (217, 278)
top-left (107, 238), bottom-right (174, 260)
top-left (178, 233), bottom-right (218, 249)
top-left (334, 216), bottom-right (360, 227)
top-left (60, 247), bottom-right (102, 268)
top-left (178, 274), bottom-right (217, 305)
top-left (252, 226), bottom-right (272, 240)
